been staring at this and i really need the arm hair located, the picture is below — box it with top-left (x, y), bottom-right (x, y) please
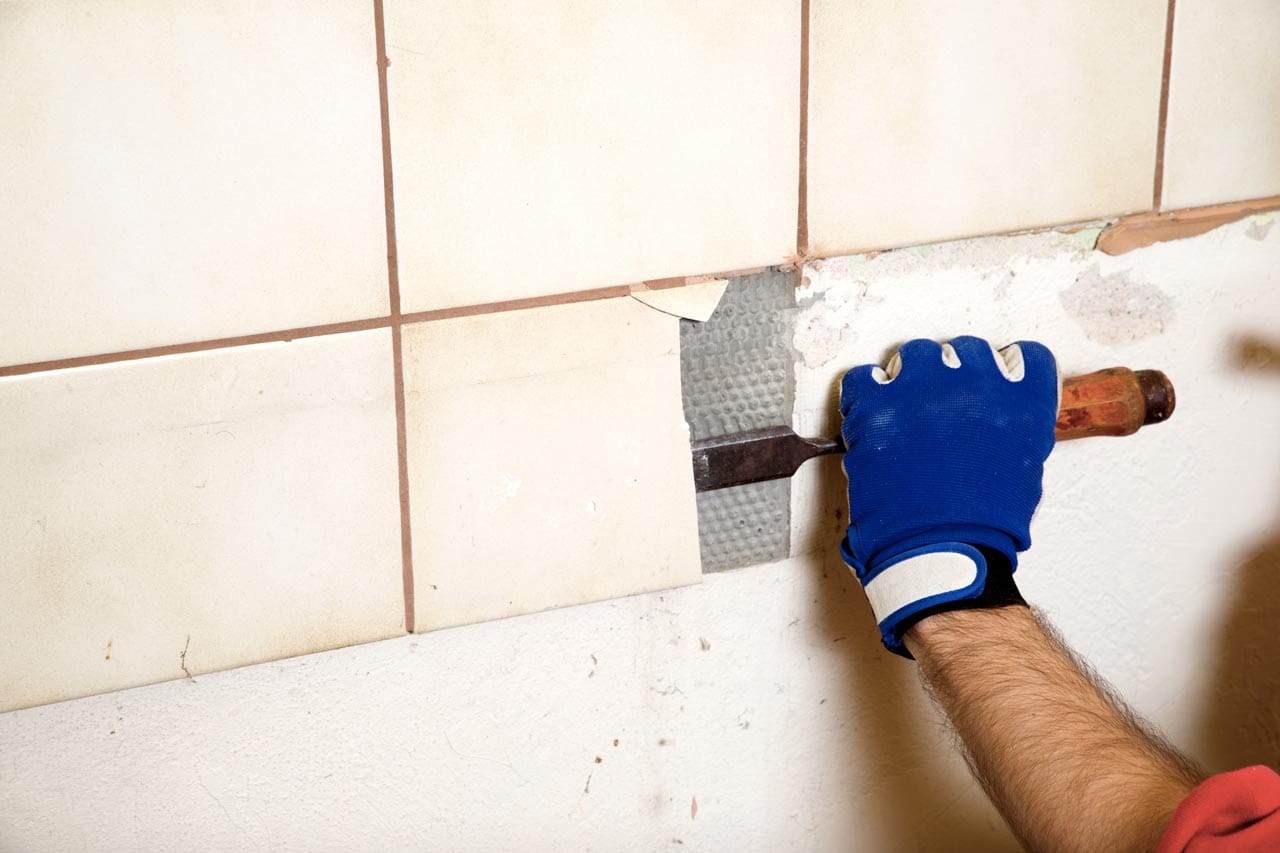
top-left (906, 606), bottom-right (1203, 853)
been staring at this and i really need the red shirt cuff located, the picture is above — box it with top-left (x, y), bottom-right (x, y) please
top-left (1158, 766), bottom-right (1280, 852)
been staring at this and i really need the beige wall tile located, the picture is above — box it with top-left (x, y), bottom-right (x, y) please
top-left (0, 330), bottom-right (403, 712)
top-left (402, 298), bottom-right (701, 631)
top-left (385, 1), bottom-right (799, 313)
top-left (0, 1), bottom-right (388, 366)
top-left (1161, 0), bottom-right (1280, 209)
top-left (630, 278), bottom-right (729, 321)
top-left (807, 1), bottom-right (1166, 255)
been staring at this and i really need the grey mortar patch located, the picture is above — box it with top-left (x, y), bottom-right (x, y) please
top-left (679, 268), bottom-right (797, 571)
top-left (1060, 266), bottom-right (1175, 345)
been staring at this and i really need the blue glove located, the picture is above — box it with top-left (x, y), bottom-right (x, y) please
top-left (838, 336), bottom-right (1058, 656)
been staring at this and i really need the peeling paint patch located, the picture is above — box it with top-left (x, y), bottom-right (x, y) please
top-left (794, 299), bottom-right (851, 370)
top-left (794, 281), bottom-right (884, 369)
top-left (1246, 214), bottom-right (1275, 241)
top-left (1070, 227), bottom-right (1103, 252)
top-left (1059, 267), bottom-right (1175, 344)
top-left (991, 271), bottom-right (1015, 301)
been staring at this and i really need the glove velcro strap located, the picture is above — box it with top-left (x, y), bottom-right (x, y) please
top-left (863, 543), bottom-right (1028, 657)
top-left (864, 543), bottom-right (988, 633)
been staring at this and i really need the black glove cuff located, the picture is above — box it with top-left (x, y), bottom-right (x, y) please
top-left (888, 546), bottom-right (1027, 660)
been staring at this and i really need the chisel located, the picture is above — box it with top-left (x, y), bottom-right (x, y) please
top-left (691, 367), bottom-right (1176, 492)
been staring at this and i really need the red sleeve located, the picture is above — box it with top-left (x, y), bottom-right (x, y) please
top-left (1158, 766), bottom-right (1280, 853)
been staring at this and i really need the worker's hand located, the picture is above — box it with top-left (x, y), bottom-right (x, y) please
top-left (838, 337), bottom-right (1058, 656)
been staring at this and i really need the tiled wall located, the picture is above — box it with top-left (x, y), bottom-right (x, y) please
top-left (2, 0), bottom-right (1277, 712)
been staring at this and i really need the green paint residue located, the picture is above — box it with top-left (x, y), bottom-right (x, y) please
top-left (1070, 227), bottom-right (1103, 252)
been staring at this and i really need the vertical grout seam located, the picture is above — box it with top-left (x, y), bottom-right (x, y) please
top-left (374, 0), bottom-right (401, 316)
top-left (1152, 0), bottom-right (1177, 211)
top-left (796, 0), bottom-right (810, 256)
top-left (391, 324), bottom-right (415, 634)
top-left (373, 0), bottom-right (415, 633)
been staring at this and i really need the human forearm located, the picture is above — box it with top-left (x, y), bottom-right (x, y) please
top-left (906, 606), bottom-right (1203, 853)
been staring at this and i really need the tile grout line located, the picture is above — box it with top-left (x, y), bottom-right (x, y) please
top-left (795, 0), bottom-right (810, 256)
top-left (374, 0), bottom-right (401, 317)
top-left (1152, 0), bottom-right (1177, 211)
top-left (1, 180), bottom-right (1270, 380)
top-left (391, 324), bottom-right (415, 634)
top-left (0, 281), bottom-right (642, 379)
top-left (372, 0), bottom-right (415, 634)
top-left (0, 317), bottom-right (394, 379)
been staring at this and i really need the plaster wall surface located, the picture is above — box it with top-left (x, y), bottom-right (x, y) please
top-left (2, 219), bottom-right (1278, 851)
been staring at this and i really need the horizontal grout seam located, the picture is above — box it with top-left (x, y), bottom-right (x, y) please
top-left (0, 316), bottom-right (395, 379)
top-left (3, 194), bottom-right (1273, 381)
top-left (0, 272), bottom-right (767, 379)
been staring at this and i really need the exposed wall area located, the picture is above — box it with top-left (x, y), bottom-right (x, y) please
top-left (1, 0), bottom-right (1278, 848)
top-left (3, 218), bottom-right (1277, 850)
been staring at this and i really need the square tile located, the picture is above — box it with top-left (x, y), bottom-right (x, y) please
top-left (402, 298), bottom-right (701, 631)
top-left (1161, 0), bottom-right (1280, 209)
top-left (0, 0), bottom-right (388, 366)
top-left (807, 1), bottom-right (1167, 255)
top-left (0, 330), bottom-right (403, 712)
top-left (385, 0), bottom-right (799, 312)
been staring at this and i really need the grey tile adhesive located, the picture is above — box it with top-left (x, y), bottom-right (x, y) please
top-left (679, 268), bottom-right (797, 571)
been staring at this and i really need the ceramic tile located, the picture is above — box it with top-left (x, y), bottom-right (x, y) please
top-left (807, 1), bottom-right (1167, 255)
top-left (1161, 0), bottom-right (1280, 209)
top-left (402, 298), bottom-right (701, 631)
top-left (0, 0), bottom-right (388, 366)
top-left (384, 0), bottom-right (799, 312)
top-left (630, 279), bottom-right (728, 321)
top-left (0, 330), bottom-right (403, 712)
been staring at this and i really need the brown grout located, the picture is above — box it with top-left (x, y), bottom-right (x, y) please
top-left (1097, 193), bottom-right (1280, 256)
top-left (795, 0), bottom-right (810, 256)
top-left (1152, 0), bottom-right (1177, 211)
top-left (0, 280), bottom-right (694, 380)
top-left (391, 323), bottom-right (415, 633)
top-left (4, 180), bottom-right (1272, 382)
top-left (373, 0), bottom-right (401, 317)
top-left (639, 267), bottom-right (768, 291)
top-left (372, 0), bottom-right (414, 633)
top-left (399, 283), bottom-right (634, 326)
top-left (0, 317), bottom-right (394, 379)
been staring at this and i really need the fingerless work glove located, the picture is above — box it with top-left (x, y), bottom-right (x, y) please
top-left (839, 336), bottom-right (1058, 656)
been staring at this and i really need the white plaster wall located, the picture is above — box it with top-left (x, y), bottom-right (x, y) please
top-left (2, 218), bottom-right (1277, 851)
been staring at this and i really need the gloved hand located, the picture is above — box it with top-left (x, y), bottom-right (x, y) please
top-left (839, 336), bottom-right (1058, 657)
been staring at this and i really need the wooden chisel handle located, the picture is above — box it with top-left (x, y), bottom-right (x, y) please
top-left (691, 367), bottom-right (1176, 492)
top-left (1055, 367), bottom-right (1175, 438)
